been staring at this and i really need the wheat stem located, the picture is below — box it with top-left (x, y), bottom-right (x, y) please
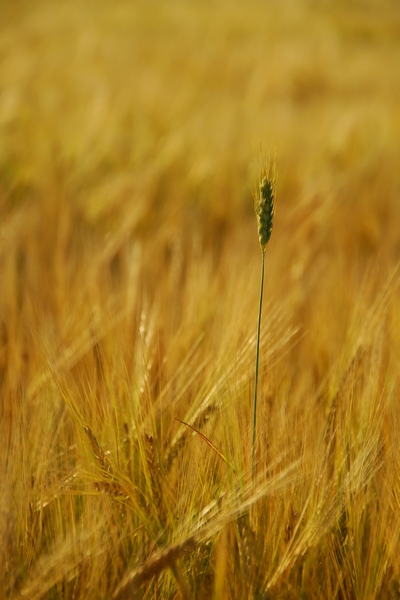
top-left (252, 250), bottom-right (265, 478)
top-left (252, 170), bottom-right (275, 478)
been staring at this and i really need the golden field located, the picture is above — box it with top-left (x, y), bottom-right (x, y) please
top-left (1, 0), bottom-right (400, 598)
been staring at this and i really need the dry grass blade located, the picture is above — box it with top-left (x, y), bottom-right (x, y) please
top-left (174, 417), bottom-right (236, 472)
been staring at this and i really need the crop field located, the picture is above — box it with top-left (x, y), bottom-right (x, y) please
top-left (1, 0), bottom-right (400, 598)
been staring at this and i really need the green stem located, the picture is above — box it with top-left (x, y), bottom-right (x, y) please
top-left (252, 250), bottom-right (265, 479)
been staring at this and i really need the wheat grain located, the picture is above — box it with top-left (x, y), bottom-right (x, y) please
top-left (255, 175), bottom-right (275, 254)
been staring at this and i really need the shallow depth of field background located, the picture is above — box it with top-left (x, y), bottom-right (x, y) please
top-left (1, 0), bottom-right (400, 598)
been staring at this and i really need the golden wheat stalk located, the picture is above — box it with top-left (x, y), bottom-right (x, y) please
top-left (112, 537), bottom-right (196, 599)
top-left (252, 169), bottom-right (275, 478)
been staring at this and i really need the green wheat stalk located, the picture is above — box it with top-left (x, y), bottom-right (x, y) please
top-left (252, 170), bottom-right (275, 478)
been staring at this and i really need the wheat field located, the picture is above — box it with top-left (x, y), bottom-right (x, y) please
top-left (1, 0), bottom-right (400, 598)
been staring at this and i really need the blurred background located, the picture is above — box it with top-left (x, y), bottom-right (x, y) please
top-left (2, 0), bottom-right (399, 233)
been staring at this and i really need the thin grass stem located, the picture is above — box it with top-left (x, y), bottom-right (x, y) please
top-left (252, 250), bottom-right (265, 478)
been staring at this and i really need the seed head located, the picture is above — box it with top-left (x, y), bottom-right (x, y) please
top-left (255, 176), bottom-right (275, 253)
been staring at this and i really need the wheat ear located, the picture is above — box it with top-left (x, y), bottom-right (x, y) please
top-left (112, 537), bottom-right (196, 599)
top-left (252, 173), bottom-right (275, 478)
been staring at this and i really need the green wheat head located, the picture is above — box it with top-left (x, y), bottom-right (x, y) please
top-left (255, 176), bottom-right (275, 253)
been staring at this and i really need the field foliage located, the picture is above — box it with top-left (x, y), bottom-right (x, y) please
top-left (1, 0), bottom-right (400, 598)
